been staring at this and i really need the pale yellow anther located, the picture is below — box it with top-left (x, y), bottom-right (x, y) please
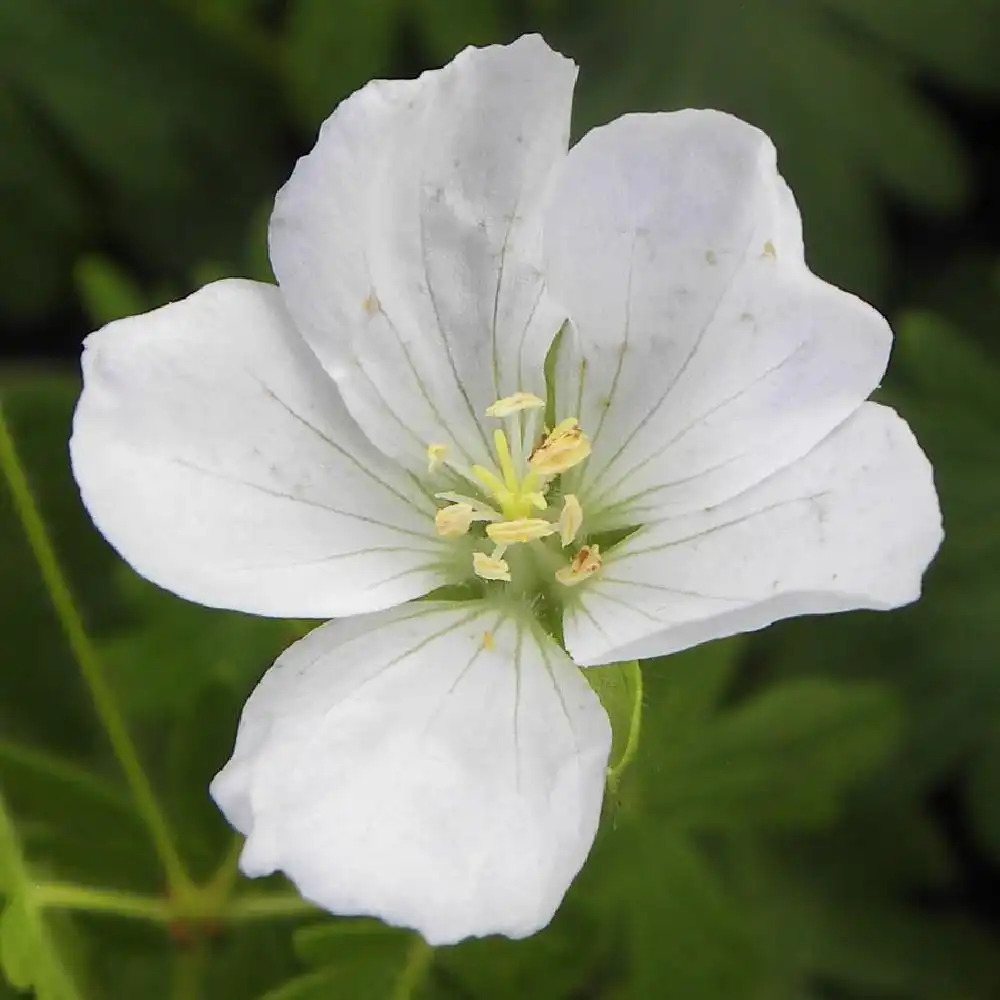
top-left (427, 443), bottom-right (450, 473)
top-left (473, 551), bottom-right (512, 582)
top-left (529, 418), bottom-right (592, 476)
top-left (485, 392), bottom-right (546, 418)
top-left (487, 518), bottom-right (557, 545)
top-left (559, 494), bottom-right (583, 546)
top-left (556, 544), bottom-right (603, 587)
top-left (435, 503), bottom-right (475, 538)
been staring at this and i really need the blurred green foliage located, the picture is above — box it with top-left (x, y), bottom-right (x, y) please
top-left (2, 0), bottom-right (1000, 998)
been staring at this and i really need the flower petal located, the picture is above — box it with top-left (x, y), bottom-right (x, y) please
top-left (269, 35), bottom-right (574, 473)
top-left (564, 404), bottom-right (942, 666)
top-left (543, 110), bottom-right (891, 526)
top-left (71, 279), bottom-right (445, 618)
top-left (210, 601), bottom-right (611, 944)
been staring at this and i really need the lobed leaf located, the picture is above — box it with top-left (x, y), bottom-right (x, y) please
top-left (0, 789), bottom-right (85, 1000)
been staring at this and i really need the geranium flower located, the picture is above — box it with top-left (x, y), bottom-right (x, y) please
top-left (70, 35), bottom-right (942, 944)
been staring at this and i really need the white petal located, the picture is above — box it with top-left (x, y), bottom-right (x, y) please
top-left (71, 279), bottom-right (445, 618)
top-left (211, 601), bottom-right (611, 944)
top-left (565, 404), bottom-right (942, 666)
top-left (270, 35), bottom-right (574, 473)
top-left (543, 111), bottom-right (891, 526)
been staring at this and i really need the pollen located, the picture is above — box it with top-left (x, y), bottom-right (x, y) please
top-left (530, 418), bottom-right (591, 476)
top-left (556, 544), bottom-right (603, 587)
top-left (487, 518), bottom-right (557, 545)
top-left (435, 503), bottom-right (475, 537)
top-left (473, 551), bottom-right (512, 582)
top-left (427, 443), bottom-right (450, 473)
top-left (559, 494), bottom-right (583, 546)
top-left (485, 392), bottom-right (546, 418)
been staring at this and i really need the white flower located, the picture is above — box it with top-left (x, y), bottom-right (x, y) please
top-left (70, 35), bottom-right (942, 944)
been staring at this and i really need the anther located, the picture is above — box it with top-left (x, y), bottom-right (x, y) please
top-left (485, 392), bottom-right (546, 418)
top-left (530, 418), bottom-right (592, 476)
top-left (556, 544), bottom-right (603, 586)
top-left (487, 518), bottom-right (557, 545)
top-left (473, 551), bottom-right (511, 582)
top-left (435, 503), bottom-right (475, 538)
top-left (559, 494), bottom-right (583, 546)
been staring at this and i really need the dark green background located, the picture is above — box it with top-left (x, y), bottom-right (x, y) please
top-left (2, 1), bottom-right (1000, 998)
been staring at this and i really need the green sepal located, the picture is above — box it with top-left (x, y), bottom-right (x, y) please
top-left (584, 659), bottom-right (642, 795)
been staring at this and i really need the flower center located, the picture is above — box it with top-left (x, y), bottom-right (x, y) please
top-left (427, 392), bottom-right (602, 588)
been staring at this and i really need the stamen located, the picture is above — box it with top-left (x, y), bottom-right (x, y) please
top-left (487, 518), bottom-right (557, 545)
top-left (473, 551), bottom-right (511, 582)
top-left (435, 503), bottom-right (476, 538)
top-left (559, 494), bottom-right (583, 546)
top-left (427, 443), bottom-right (450, 473)
top-left (556, 544), bottom-right (603, 586)
top-left (530, 418), bottom-right (592, 476)
top-left (434, 492), bottom-right (500, 521)
top-left (485, 392), bottom-right (545, 418)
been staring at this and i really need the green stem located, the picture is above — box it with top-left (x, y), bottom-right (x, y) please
top-left (35, 880), bottom-right (317, 926)
top-left (391, 938), bottom-right (434, 1000)
top-left (205, 834), bottom-right (244, 899)
top-left (33, 883), bottom-right (172, 923)
top-left (0, 403), bottom-right (190, 892)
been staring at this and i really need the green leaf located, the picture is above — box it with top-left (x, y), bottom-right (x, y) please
top-left (0, 788), bottom-right (85, 999)
top-left (656, 678), bottom-right (901, 831)
top-left (262, 922), bottom-right (428, 1000)
top-left (0, 740), bottom-right (157, 890)
top-left (620, 828), bottom-right (765, 1000)
top-left (436, 905), bottom-right (605, 1000)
